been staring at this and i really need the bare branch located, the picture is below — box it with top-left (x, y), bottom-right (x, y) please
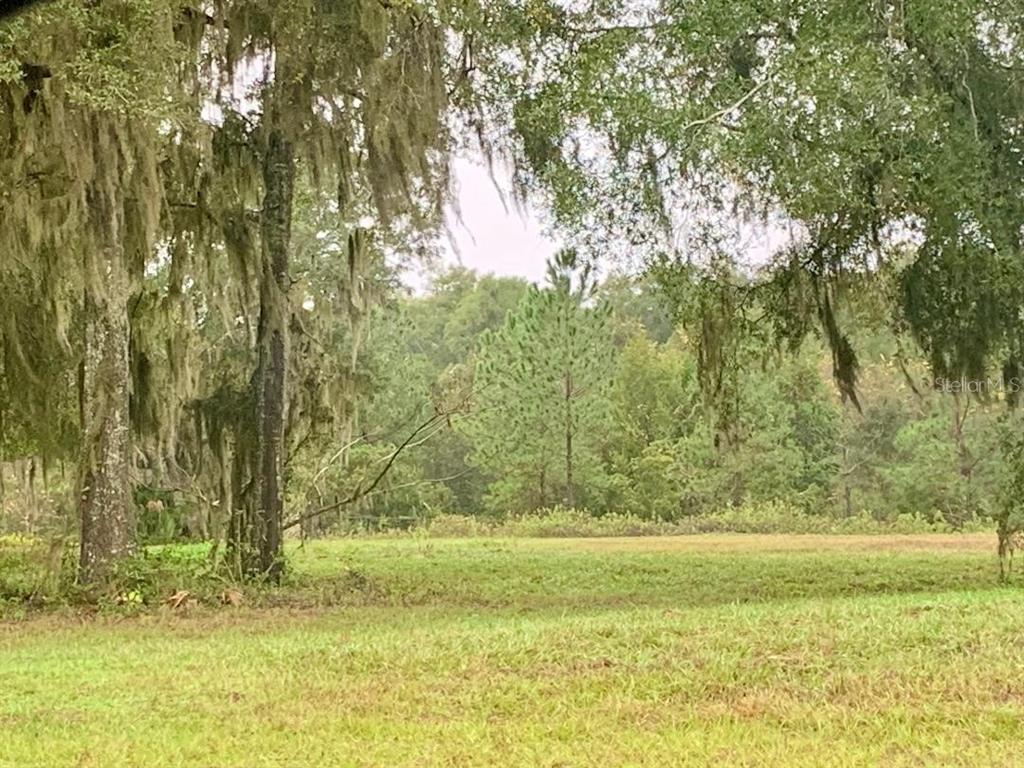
top-left (281, 402), bottom-right (465, 532)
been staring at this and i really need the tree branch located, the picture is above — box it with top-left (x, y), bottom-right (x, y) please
top-left (677, 78), bottom-right (770, 134)
top-left (281, 405), bottom-right (460, 532)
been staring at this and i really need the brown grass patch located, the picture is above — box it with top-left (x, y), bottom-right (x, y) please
top-left (532, 533), bottom-right (997, 555)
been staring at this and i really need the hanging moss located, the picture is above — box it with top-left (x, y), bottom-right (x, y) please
top-left (0, 1), bottom-right (190, 468)
top-left (2, 0), bottom-right (477, 577)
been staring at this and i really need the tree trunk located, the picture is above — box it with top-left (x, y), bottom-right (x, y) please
top-left (78, 241), bottom-right (135, 586)
top-left (538, 465), bottom-right (546, 508)
top-left (951, 392), bottom-right (972, 481)
top-left (841, 445), bottom-right (853, 518)
top-left (564, 371), bottom-right (575, 508)
top-left (234, 125), bottom-right (294, 581)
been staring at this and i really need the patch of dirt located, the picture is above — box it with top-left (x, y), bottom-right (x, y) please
top-left (533, 533), bottom-right (997, 555)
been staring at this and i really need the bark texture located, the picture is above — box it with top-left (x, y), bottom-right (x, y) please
top-left (78, 243), bottom-right (135, 586)
top-left (233, 125), bottom-right (294, 580)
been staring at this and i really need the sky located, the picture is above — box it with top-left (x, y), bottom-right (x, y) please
top-left (407, 156), bottom-right (557, 289)
top-left (407, 154), bottom-right (799, 292)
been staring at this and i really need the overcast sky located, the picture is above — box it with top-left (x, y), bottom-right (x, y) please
top-left (446, 156), bottom-right (556, 280)
top-left (406, 154), bottom-right (798, 291)
top-left (402, 156), bottom-right (556, 289)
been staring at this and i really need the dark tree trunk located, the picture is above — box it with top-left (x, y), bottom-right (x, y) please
top-left (951, 393), bottom-right (972, 481)
top-left (233, 125), bottom-right (294, 581)
top-left (78, 242), bottom-right (135, 586)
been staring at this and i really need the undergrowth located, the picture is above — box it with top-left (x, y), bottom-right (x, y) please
top-left (419, 502), bottom-right (994, 539)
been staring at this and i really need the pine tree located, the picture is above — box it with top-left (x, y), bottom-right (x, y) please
top-left (469, 252), bottom-right (614, 512)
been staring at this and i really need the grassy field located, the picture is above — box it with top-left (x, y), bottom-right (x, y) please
top-left (3, 534), bottom-right (1024, 767)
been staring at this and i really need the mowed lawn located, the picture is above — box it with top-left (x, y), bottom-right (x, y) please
top-left (3, 534), bottom-right (1024, 767)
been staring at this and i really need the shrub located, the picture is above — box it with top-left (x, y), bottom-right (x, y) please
top-left (0, 533), bottom-right (75, 607)
top-left (495, 507), bottom-right (664, 537)
top-left (423, 513), bottom-right (494, 538)
top-left (412, 502), bottom-right (994, 539)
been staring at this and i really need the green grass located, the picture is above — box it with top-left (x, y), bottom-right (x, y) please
top-left (3, 534), bottom-right (1024, 766)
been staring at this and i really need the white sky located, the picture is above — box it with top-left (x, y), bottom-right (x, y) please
top-left (445, 156), bottom-right (556, 281)
top-left (407, 156), bottom-right (557, 288)
top-left (407, 154), bottom-right (798, 291)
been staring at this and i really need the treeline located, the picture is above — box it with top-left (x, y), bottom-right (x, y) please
top-left (0, 253), bottom-right (1016, 547)
top-left (276, 257), bottom-right (1012, 531)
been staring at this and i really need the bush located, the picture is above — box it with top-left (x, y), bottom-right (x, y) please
top-left (496, 507), bottom-right (669, 537)
top-left (422, 513), bottom-right (494, 538)
top-left (101, 544), bottom-right (220, 609)
top-left (0, 533), bottom-right (75, 607)
top-left (414, 502), bottom-right (994, 539)
top-left (0, 538), bottom-right (243, 617)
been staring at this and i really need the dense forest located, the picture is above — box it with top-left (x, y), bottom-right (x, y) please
top-left (275, 257), bottom-right (1014, 531)
top-left (1, 252), bottom-right (1018, 543)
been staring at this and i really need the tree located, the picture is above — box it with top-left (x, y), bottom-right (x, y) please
top-left (604, 331), bottom-right (699, 519)
top-left (469, 251), bottom-right (614, 512)
top-left (489, 0), bottom-right (1023, 544)
top-left (171, 0), bottom-right (471, 578)
top-left (602, 272), bottom-right (675, 345)
top-left (379, 268), bottom-right (530, 513)
top-left (0, 0), bottom-right (197, 585)
top-left (2, 0), bottom-right (491, 582)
